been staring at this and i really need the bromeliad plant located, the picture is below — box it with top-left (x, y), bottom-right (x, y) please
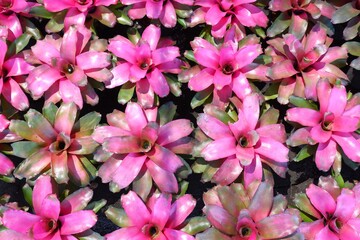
top-left (0, 0), bottom-right (36, 41)
top-left (121, 0), bottom-right (194, 28)
top-left (186, 33), bottom-right (268, 108)
top-left (105, 191), bottom-right (197, 239)
top-left (0, 38), bottom-right (33, 111)
top-left (26, 24), bottom-right (113, 109)
top-left (266, 24), bottom-right (348, 104)
top-left (41, 0), bottom-right (118, 31)
top-left (267, 0), bottom-right (335, 39)
top-left (9, 102), bottom-right (100, 186)
top-left (194, 93), bottom-right (289, 187)
top-left (92, 101), bottom-right (193, 195)
top-left (2, 175), bottom-right (99, 240)
top-left (286, 79), bottom-right (360, 173)
top-left (107, 24), bottom-right (184, 108)
top-left (294, 176), bottom-right (360, 239)
top-left (197, 181), bottom-right (302, 239)
top-left (188, 0), bottom-right (268, 40)
top-left (0, 194), bottom-right (33, 240)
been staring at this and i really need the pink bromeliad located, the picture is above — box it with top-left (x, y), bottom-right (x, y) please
top-left (121, 0), bottom-right (194, 28)
top-left (2, 175), bottom-right (97, 240)
top-left (295, 176), bottom-right (360, 239)
top-left (0, 0), bottom-right (35, 41)
top-left (197, 182), bottom-right (301, 239)
top-left (266, 24), bottom-right (348, 104)
top-left (286, 79), bottom-right (360, 171)
top-left (0, 38), bottom-right (33, 111)
top-left (197, 94), bottom-right (289, 187)
top-left (92, 102), bottom-right (193, 193)
top-left (189, 0), bottom-right (268, 39)
top-left (267, 0), bottom-right (335, 39)
top-left (10, 102), bottom-right (100, 186)
top-left (106, 191), bottom-right (196, 239)
top-left (188, 36), bottom-right (267, 107)
top-left (26, 25), bottom-right (112, 109)
top-left (43, 0), bottom-right (118, 30)
top-left (107, 24), bottom-right (183, 108)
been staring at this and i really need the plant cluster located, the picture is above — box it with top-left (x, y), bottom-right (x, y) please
top-left (0, 0), bottom-right (359, 239)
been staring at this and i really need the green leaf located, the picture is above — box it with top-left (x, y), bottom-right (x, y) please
top-left (351, 57), bottom-right (360, 70)
top-left (10, 141), bottom-right (42, 158)
top-left (0, 96), bottom-right (18, 118)
top-left (22, 18), bottom-right (42, 40)
top-left (73, 112), bottom-right (101, 134)
top-left (118, 82), bottom-right (135, 105)
top-left (79, 157), bottom-right (97, 182)
top-left (45, 11), bottom-right (66, 33)
top-left (344, 17), bottom-right (360, 41)
top-left (267, 12), bottom-right (291, 37)
top-left (289, 95), bottom-right (318, 110)
top-left (175, 8), bottom-right (192, 18)
top-left (192, 136), bottom-right (211, 158)
top-left (133, 169), bottom-right (152, 201)
top-left (184, 50), bottom-right (196, 63)
top-left (177, 18), bottom-right (187, 29)
top-left (192, 158), bottom-right (208, 173)
top-left (22, 184), bottom-right (33, 207)
top-left (331, 59), bottom-right (347, 68)
top-left (237, 34), bottom-right (260, 48)
top-left (0, 175), bottom-right (15, 183)
top-left (127, 28), bottom-right (140, 44)
top-left (204, 105), bottom-right (234, 124)
top-left (252, 26), bottom-right (266, 39)
top-left (202, 162), bottom-right (221, 183)
top-left (181, 217), bottom-right (211, 235)
top-left (93, 146), bottom-right (112, 163)
top-left (293, 193), bottom-right (319, 221)
top-left (24, 109), bottom-right (57, 142)
top-left (114, 10), bottom-right (133, 26)
top-left (158, 101), bottom-right (177, 125)
top-left (85, 199), bottom-right (107, 213)
top-left (191, 88), bottom-right (212, 109)
top-left (254, 55), bottom-right (272, 65)
top-left (263, 82), bottom-right (279, 101)
top-left (109, 182), bottom-right (121, 193)
top-left (259, 107), bottom-right (279, 126)
top-left (42, 103), bottom-right (58, 125)
top-left (332, 2), bottom-right (360, 24)
top-left (29, 6), bottom-right (54, 19)
top-left (332, 172), bottom-right (345, 188)
top-left (176, 157), bottom-right (192, 179)
top-left (318, 17), bottom-right (335, 37)
top-left (299, 209), bottom-right (316, 222)
top-left (6, 33), bottom-right (32, 58)
top-left (196, 228), bottom-right (227, 239)
top-left (343, 42), bottom-right (360, 56)
top-left (165, 74), bottom-right (182, 97)
top-left (13, 149), bottom-right (51, 180)
top-left (9, 120), bottom-right (42, 142)
top-left (293, 145), bottom-right (316, 162)
top-left (77, 230), bottom-right (105, 240)
top-left (179, 180), bottom-right (189, 196)
top-left (105, 206), bottom-right (130, 227)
